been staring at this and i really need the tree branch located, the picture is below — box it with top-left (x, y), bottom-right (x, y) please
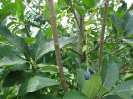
top-left (119, 60), bottom-right (130, 72)
top-left (87, 44), bottom-right (100, 55)
top-left (23, 0), bottom-right (38, 15)
top-left (67, 48), bottom-right (81, 56)
top-left (69, 0), bottom-right (84, 39)
top-left (98, 0), bottom-right (109, 70)
top-left (38, 0), bottom-right (41, 15)
top-left (121, 2), bottom-right (133, 19)
top-left (47, 0), bottom-right (68, 93)
top-left (112, 44), bottom-right (129, 54)
top-left (10, 17), bottom-right (24, 37)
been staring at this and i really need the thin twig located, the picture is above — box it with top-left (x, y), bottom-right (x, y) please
top-left (98, 0), bottom-right (110, 70)
top-left (67, 48), bottom-right (81, 56)
top-left (47, 0), bottom-right (68, 93)
top-left (112, 44), bottom-right (129, 54)
top-left (23, 0), bottom-right (38, 15)
top-left (119, 60), bottom-right (130, 72)
top-left (86, 38), bottom-right (116, 56)
top-left (38, 0), bottom-right (41, 15)
top-left (120, 71), bottom-right (133, 74)
top-left (87, 44), bottom-right (100, 55)
top-left (69, 0), bottom-right (84, 39)
top-left (10, 17), bottom-right (24, 37)
top-left (121, 2), bottom-right (133, 19)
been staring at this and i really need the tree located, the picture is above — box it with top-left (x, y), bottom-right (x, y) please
top-left (0, 0), bottom-right (133, 99)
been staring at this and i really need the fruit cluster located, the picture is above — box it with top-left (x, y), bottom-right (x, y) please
top-left (35, 15), bottom-right (46, 25)
top-left (84, 67), bottom-right (94, 80)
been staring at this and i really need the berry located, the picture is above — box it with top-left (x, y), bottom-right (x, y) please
top-left (42, 18), bottom-right (46, 25)
top-left (88, 67), bottom-right (94, 74)
top-left (84, 71), bottom-right (91, 80)
top-left (35, 15), bottom-right (41, 22)
top-left (67, 33), bottom-right (70, 37)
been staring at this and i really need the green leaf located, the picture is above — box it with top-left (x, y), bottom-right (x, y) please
top-left (34, 36), bottom-right (77, 60)
top-left (113, 80), bottom-right (133, 95)
top-left (0, 45), bottom-right (13, 58)
top-left (18, 76), bottom-right (60, 96)
top-left (0, 36), bottom-right (8, 42)
top-left (0, 96), bottom-right (4, 99)
top-left (82, 0), bottom-right (100, 9)
top-left (26, 0), bottom-right (31, 4)
top-left (63, 90), bottom-right (88, 99)
top-left (111, 14), bottom-right (123, 36)
top-left (103, 95), bottom-right (123, 99)
top-left (66, 51), bottom-right (79, 64)
top-left (25, 23), bottom-right (31, 37)
top-left (37, 64), bottom-right (58, 73)
top-left (73, 3), bottom-right (85, 15)
top-left (57, 0), bottom-right (68, 8)
top-left (16, 0), bottom-right (25, 21)
top-left (38, 94), bottom-right (59, 99)
top-left (123, 37), bottom-right (133, 45)
top-left (125, 76), bottom-right (133, 81)
top-left (0, 55), bottom-right (27, 67)
top-left (6, 21), bottom-right (16, 28)
top-left (45, 27), bottom-right (52, 40)
top-left (24, 37), bottom-right (35, 44)
top-left (0, 26), bottom-right (30, 58)
top-left (81, 74), bottom-right (102, 99)
top-left (1, 17), bottom-right (7, 26)
top-left (100, 55), bottom-right (119, 89)
top-left (123, 11), bottom-right (133, 36)
top-left (117, 1), bottom-right (127, 13)
top-left (60, 6), bottom-right (69, 10)
top-left (11, 63), bottom-right (30, 71)
top-left (30, 29), bottom-right (47, 60)
top-left (112, 20), bottom-right (123, 36)
top-left (77, 69), bottom-right (85, 90)
top-left (2, 70), bottom-right (33, 87)
top-left (0, 3), bottom-right (16, 21)
top-left (24, 91), bottom-right (59, 99)
top-left (98, 86), bottom-right (110, 97)
top-left (82, 45), bottom-right (87, 52)
top-left (111, 14), bottom-right (122, 28)
top-left (64, 0), bottom-right (69, 5)
top-left (117, 92), bottom-right (132, 99)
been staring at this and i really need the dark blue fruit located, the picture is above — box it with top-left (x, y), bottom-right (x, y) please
top-left (67, 33), bottom-right (70, 37)
top-left (84, 71), bottom-right (91, 80)
top-left (35, 15), bottom-right (41, 22)
top-left (88, 67), bottom-right (94, 74)
top-left (42, 18), bottom-right (46, 24)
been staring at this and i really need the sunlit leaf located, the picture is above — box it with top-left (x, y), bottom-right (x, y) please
top-left (81, 74), bottom-right (102, 99)
top-left (0, 3), bottom-right (16, 21)
top-left (0, 55), bottom-right (27, 67)
top-left (0, 26), bottom-right (30, 58)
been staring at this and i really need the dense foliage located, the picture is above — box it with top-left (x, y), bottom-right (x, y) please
top-left (0, 0), bottom-right (133, 99)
